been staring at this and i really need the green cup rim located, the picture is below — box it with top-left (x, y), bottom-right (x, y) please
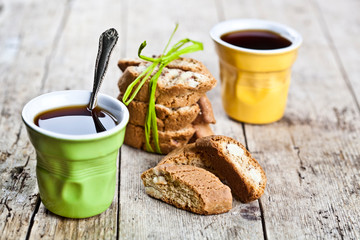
top-left (22, 90), bottom-right (129, 141)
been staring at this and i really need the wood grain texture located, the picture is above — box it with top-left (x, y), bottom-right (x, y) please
top-left (0, 0), bottom-right (67, 239)
top-left (1, 0), bottom-right (360, 239)
top-left (314, 0), bottom-right (360, 110)
top-left (223, 0), bottom-right (360, 238)
top-left (118, 0), bottom-right (262, 239)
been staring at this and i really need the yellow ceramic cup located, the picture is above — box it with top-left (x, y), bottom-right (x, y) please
top-left (210, 19), bottom-right (302, 124)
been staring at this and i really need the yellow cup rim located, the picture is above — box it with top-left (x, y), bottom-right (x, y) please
top-left (210, 18), bottom-right (302, 55)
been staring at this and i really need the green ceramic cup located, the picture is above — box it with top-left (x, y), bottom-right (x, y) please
top-left (22, 90), bottom-right (129, 218)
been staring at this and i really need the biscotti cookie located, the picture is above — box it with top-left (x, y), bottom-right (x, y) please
top-left (124, 123), bottom-right (196, 154)
top-left (119, 57), bottom-right (216, 93)
top-left (118, 64), bottom-right (216, 108)
top-left (195, 135), bottom-right (266, 203)
top-left (157, 143), bottom-right (216, 175)
top-left (191, 123), bottom-right (214, 141)
top-left (192, 95), bottom-right (216, 125)
top-left (141, 164), bottom-right (232, 215)
top-left (119, 96), bottom-right (200, 131)
top-left (119, 94), bottom-right (215, 131)
top-left (118, 57), bottom-right (215, 81)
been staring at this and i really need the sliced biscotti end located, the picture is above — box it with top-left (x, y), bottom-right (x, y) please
top-left (192, 95), bottom-right (216, 125)
top-left (118, 58), bottom-right (142, 72)
top-left (157, 143), bottom-right (216, 175)
top-left (141, 164), bottom-right (232, 215)
top-left (195, 135), bottom-right (267, 203)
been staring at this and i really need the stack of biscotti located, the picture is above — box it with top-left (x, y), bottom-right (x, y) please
top-left (117, 57), bottom-right (217, 154)
top-left (141, 136), bottom-right (266, 215)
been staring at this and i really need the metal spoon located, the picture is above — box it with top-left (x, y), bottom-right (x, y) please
top-left (88, 28), bottom-right (118, 132)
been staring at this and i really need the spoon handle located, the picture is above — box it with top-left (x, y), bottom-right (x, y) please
top-left (89, 28), bottom-right (119, 110)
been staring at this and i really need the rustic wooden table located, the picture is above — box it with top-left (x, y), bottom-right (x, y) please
top-left (1, 0), bottom-right (359, 239)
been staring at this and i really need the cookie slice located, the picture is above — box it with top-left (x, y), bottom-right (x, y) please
top-left (118, 63), bottom-right (216, 108)
top-left (119, 96), bottom-right (200, 131)
top-left (192, 95), bottom-right (216, 125)
top-left (196, 135), bottom-right (266, 203)
top-left (141, 164), bottom-right (232, 215)
top-left (157, 143), bottom-right (216, 174)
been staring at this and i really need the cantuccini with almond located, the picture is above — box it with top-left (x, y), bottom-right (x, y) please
top-left (141, 164), bottom-right (232, 215)
top-left (195, 135), bottom-right (267, 203)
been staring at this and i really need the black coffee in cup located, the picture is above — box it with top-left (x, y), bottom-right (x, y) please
top-left (221, 30), bottom-right (291, 50)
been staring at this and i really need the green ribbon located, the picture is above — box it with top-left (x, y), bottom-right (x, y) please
top-left (122, 24), bottom-right (203, 154)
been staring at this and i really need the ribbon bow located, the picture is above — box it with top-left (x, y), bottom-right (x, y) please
top-left (122, 24), bottom-right (203, 153)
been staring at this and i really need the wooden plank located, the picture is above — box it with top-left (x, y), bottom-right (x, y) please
top-left (0, 0), bottom-right (68, 239)
top-left (118, 0), bottom-right (263, 239)
top-left (314, 0), bottom-right (360, 109)
top-left (3, 0), bottom-right (358, 239)
top-left (223, 0), bottom-right (360, 238)
top-left (28, 0), bottom-right (124, 239)
top-left (30, 202), bottom-right (118, 239)
top-left (0, 0), bottom-right (24, 78)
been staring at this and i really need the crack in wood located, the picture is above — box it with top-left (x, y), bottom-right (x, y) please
top-left (258, 199), bottom-right (268, 240)
top-left (296, 170), bottom-right (305, 185)
top-left (294, 146), bottom-right (306, 171)
top-left (241, 123), bottom-right (268, 239)
top-left (290, 129), bottom-right (318, 185)
top-left (241, 123), bottom-right (248, 150)
top-left (294, 145), bottom-right (318, 185)
top-left (242, 123), bottom-right (267, 239)
top-left (204, 221), bottom-right (215, 230)
top-left (24, 155), bottom-right (30, 168)
top-left (293, 145), bottom-right (307, 185)
top-left (330, 204), bottom-right (345, 240)
top-left (11, 124), bottom-right (23, 149)
top-left (9, 159), bottom-right (31, 192)
top-left (4, 200), bottom-right (13, 221)
top-left (25, 194), bottom-right (41, 240)
top-left (10, 156), bottom-right (30, 179)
